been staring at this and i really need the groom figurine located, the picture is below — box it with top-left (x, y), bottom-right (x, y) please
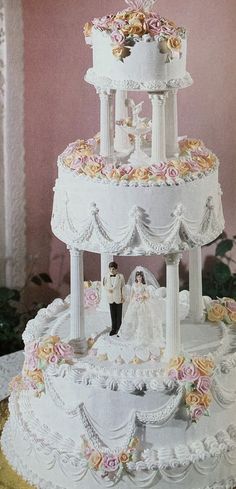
top-left (103, 262), bottom-right (125, 336)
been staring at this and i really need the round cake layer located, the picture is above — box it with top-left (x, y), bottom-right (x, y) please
top-left (51, 163), bottom-right (224, 255)
top-left (84, 6), bottom-right (192, 91)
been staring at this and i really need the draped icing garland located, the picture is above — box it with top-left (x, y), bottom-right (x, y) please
top-left (52, 193), bottom-right (224, 255)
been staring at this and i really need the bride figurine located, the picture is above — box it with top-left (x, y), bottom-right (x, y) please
top-left (119, 266), bottom-right (164, 347)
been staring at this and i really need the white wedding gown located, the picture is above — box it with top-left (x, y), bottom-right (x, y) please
top-left (119, 283), bottom-right (164, 347)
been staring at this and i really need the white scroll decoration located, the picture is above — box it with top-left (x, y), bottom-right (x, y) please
top-left (211, 378), bottom-right (236, 408)
top-left (136, 386), bottom-right (184, 425)
top-left (52, 194), bottom-right (224, 255)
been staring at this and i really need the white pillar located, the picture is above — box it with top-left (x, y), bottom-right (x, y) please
top-left (189, 247), bottom-right (203, 322)
top-left (165, 89), bottom-right (179, 158)
top-left (165, 253), bottom-right (181, 360)
top-left (149, 92), bottom-right (167, 163)
top-left (68, 247), bottom-right (87, 354)
top-left (114, 90), bottom-right (131, 153)
top-left (98, 253), bottom-right (114, 312)
top-left (98, 89), bottom-right (113, 157)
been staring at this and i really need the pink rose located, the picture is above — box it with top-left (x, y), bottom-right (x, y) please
top-left (186, 158), bottom-right (201, 172)
top-left (146, 14), bottom-right (162, 36)
top-left (111, 30), bottom-right (125, 45)
top-left (90, 155), bottom-right (103, 164)
top-left (118, 164), bottom-right (134, 177)
top-left (196, 376), bottom-right (212, 394)
top-left (226, 301), bottom-right (236, 313)
top-left (54, 342), bottom-right (74, 359)
top-left (101, 163), bottom-right (114, 177)
top-left (190, 405), bottom-right (205, 421)
top-left (168, 368), bottom-right (179, 381)
top-left (71, 156), bottom-right (87, 170)
top-left (179, 362), bottom-right (200, 382)
top-left (48, 353), bottom-right (59, 365)
top-left (84, 288), bottom-right (99, 308)
top-left (25, 341), bottom-right (39, 356)
top-left (113, 19), bottom-right (127, 30)
top-left (25, 354), bottom-right (38, 371)
top-left (92, 15), bottom-right (113, 31)
top-left (103, 454), bottom-right (120, 472)
top-left (166, 165), bottom-right (179, 179)
top-left (149, 162), bottom-right (167, 176)
top-left (160, 18), bottom-right (176, 36)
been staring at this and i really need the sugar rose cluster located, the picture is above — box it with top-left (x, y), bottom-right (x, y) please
top-left (84, 6), bottom-right (186, 62)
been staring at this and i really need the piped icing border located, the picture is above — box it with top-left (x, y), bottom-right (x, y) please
top-left (59, 138), bottom-right (219, 187)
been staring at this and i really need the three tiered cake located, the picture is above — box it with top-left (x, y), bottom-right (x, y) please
top-left (2, 2), bottom-right (236, 489)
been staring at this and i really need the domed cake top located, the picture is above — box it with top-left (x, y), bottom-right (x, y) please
top-left (84, 0), bottom-right (186, 62)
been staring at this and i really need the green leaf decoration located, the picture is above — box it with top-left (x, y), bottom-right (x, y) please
top-left (215, 239), bottom-right (233, 257)
top-left (31, 275), bottom-right (42, 286)
top-left (213, 261), bottom-right (231, 285)
top-left (39, 273), bottom-right (52, 283)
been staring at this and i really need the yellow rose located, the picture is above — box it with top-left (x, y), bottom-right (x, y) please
top-left (26, 369), bottom-right (44, 385)
top-left (176, 161), bottom-right (191, 176)
top-left (129, 437), bottom-right (140, 449)
top-left (185, 391), bottom-right (202, 407)
top-left (109, 169), bottom-right (121, 181)
top-left (133, 167), bottom-right (149, 181)
top-left (116, 10), bottom-right (130, 20)
top-left (207, 303), bottom-right (226, 322)
top-left (112, 45), bottom-right (131, 60)
top-left (192, 357), bottom-right (215, 376)
top-left (84, 280), bottom-right (92, 288)
top-left (37, 344), bottom-right (55, 361)
top-left (89, 451), bottom-right (103, 470)
top-left (119, 451), bottom-right (130, 463)
top-left (180, 139), bottom-right (202, 152)
top-left (167, 36), bottom-right (182, 51)
top-left (47, 336), bottom-right (60, 344)
top-left (64, 156), bottom-right (73, 167)
top-left (199, 393), bottom-right (212, 409)
top-left (83, 22), bottom-right (93, 37)
top-left (168, 355), bottom-right (185, 371)
top-left (83, 162), bottom-right (102, 177)
top-left (130, 355), bottom-right (143, 364)
top-left (122, 19), bottom-right (146, 36)
top-left (159, 40), bottom-right (170, 54)
top-left (97, 353), bottom-right (108, 361)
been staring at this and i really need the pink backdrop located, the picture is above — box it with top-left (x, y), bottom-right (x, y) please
top-left (23, 0), bottom-right (236, 296)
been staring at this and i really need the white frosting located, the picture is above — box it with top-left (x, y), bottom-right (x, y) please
top-left (89, 29), bottom-right (191, 90)
top-left (51, 166), bottom-right (224, 255)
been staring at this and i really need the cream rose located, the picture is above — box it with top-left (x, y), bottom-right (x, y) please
top-left (199, 393), bottom-right (211, 409)
top-left (83, 162), bottom-right (102, 177)
top-left (119, 451), bottom-right (130, 463)
top-left (37, 344), bottom-right (55, 361)
top-left (133, 167), bottom-right (149, 181)
top-left (207, 303), bottom-right (227, 322)
top-left (26, 369), bottom-right (44, 385)
top-left (112, 45), bottom-right (131, 60)
top-left (185, 391), bottom-right (202, 407)
top-left (168, 355), bottom-right (185, 371)
top-left (83, 22), bottom-right (93, 37)
top-left (89, 451), bottom-right (103, 470)
top-left (192, 357), bottom-right (215, 376)
top-left (167, 36), bottom-right (182, 51)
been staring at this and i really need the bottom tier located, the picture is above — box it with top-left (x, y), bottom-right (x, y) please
top-left (2, 294), bottom-right (236, 489)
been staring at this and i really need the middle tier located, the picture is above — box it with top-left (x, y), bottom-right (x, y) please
top-left (51, 139), bottom-right (224, 256)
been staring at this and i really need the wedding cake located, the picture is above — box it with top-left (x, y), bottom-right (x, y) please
top-left (2, 2), bottom-right (236, 489)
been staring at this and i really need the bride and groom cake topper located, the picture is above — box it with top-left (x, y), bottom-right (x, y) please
top-left (103, 262), bottom-right (164, 345)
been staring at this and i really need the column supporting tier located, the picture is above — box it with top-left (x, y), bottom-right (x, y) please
top-left (165, 89), bottom-right (179, 158)
top-left (68, 247), bottom-right (87, 354)
top-left (189, 247), bottom-right (204, 323)
top-left (98, 89), bottom-right (114, 158)
top-left (164, 252), bottom-right (181, 361)
top-left (114, 90), bottom-right (131, 153)
top-left (98, 253), bottom-right (114, 312)
top-left (149, 92), bottom-right (167, 163)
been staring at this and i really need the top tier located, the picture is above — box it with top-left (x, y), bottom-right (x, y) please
top-left (84, 0), bottom-right (192, 91)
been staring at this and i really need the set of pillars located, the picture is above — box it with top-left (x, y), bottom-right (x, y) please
top-left (98, 88), bottom-right (179, 161)
top-left (68, 247), bottom-right (203, 359)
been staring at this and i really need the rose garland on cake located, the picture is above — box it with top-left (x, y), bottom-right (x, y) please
top-left (206, 297), bottom-right (236, 325)
top-left (61, 137), bottom-right (218, 186)
top-left (84, 4), bottom-right (186, 62)
top-left (167, 355), bottom-right (215, 422)
top-left (10, 336), bottom-right (74, 397)
top-left (80, 435), bottom-right (140, 480)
